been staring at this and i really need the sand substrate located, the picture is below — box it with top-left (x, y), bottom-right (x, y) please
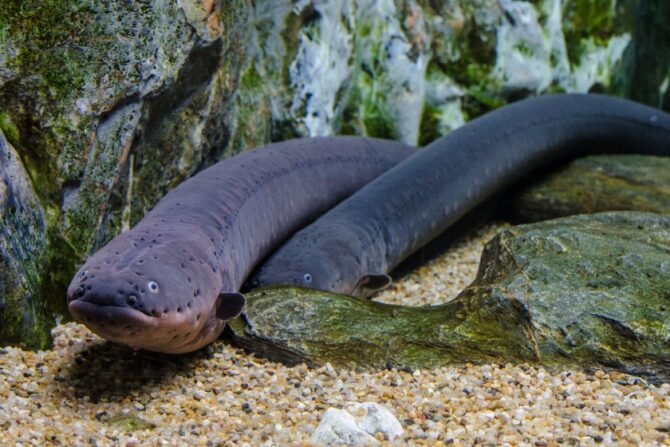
top-left (2, 222), bottom-right (669, 446)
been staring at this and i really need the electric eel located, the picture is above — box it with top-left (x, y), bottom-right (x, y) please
top-left (66, 137), bottom-right (415, 353)
top-left (249, 94), bottom-right (670, 297)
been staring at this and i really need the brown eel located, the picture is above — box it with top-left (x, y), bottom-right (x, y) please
top-left (66, 137), bottom-right (415, 353)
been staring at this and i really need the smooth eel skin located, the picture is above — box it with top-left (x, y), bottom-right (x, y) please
top-left (67, 137), bottom-right (415, 353)
top-left (249, 94), bottom-right (670, 297)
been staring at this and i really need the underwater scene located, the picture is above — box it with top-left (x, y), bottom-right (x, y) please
top-left (1, 1), bottom-right (670, 445)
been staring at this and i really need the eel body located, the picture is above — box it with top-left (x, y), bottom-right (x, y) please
top-left (249, 94), bottom-right (670, 297)
top-left (67, 137), bottom-right (415, 353)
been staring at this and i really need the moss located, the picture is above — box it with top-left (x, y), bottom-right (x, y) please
top-left (358, 22), bottom-right (372, 39)
top-left (340, 19), bottom-right (399, 140)
top-left (40, 219), bottom-right (79, 318)
top-left (0, 0), bottom-right (96, 101)
top-left (0, 200), bottom-right (78, 349)
top-left (239, 61), bottom-right (263, 91)
top-left (229, 286), bottom-right (539, 369)
top-left (562, 0), bottom-right (633, 65)
top-left (0, 0), bottom-right (99, 208)
top-left (429, 8), bottom-right (504, 121)
top-left (241, 4), bottom-right (320, 142)
top-left (280, 4), bottom-right (319, 91)
top-left (459, 64), bottom-right (506, 121)
top-left (341, 68), bottom-right (397, 140)
top-left (514, 41), bottom-right (535, 57)
top-left (0, 112), bottom-right (20, 146)
top-left (418, 104), bottom-right (441, 146)
top-left (230, 212), bottom-right (670, 380)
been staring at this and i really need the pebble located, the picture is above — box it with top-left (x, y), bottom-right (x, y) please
top-left (1, 221), bottom-right (669, 446)
top-left (311, 407), bottom-right (380, 446)
top-left (311, 402), bottom-right (403, 446)
top-left (349, 402), bottom-right (403, 442)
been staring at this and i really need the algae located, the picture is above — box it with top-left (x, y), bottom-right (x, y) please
top-left (562, 0), bottom-right (632, 59)
top-left (0, 112), bottom-right (19, 147)
top-left (484, 212), bottom-right (670, 374)
top-left (228, 285), bottom-right (538, 369)
top-left (0, 0), bottom-right (96, 100)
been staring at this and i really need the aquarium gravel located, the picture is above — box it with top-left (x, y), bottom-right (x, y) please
top-left (1, 222), bottom-right (669, 446)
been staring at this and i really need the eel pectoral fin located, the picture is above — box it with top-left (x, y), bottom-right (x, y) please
top-left (216, 292), bottom-right (246, 320)
top-left (353, 273), bottom-right (392, 297)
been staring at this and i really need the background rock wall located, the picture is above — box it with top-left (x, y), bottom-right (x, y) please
top-left (0, 0), bottom-right (668, 348)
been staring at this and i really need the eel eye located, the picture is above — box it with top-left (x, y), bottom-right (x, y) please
top-left (148, 281), bottom-right (159, 293)
top-left (303, 273), bottom-right (312, 284)
top-left (81, 270), bottom-right (88, 279)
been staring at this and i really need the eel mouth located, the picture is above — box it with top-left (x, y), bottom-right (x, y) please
top-left (68, 298), bottom-right (220, 353)
top-left (68, 299), bottom-right (158, 348)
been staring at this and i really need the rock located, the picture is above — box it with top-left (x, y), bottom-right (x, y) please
top-left (477, 211), bottom-right (670, 380)
top-left (0, 130), bottom-right (54, 349)
top-left (311, 403), bottom-right (403, 446)
top-left (505, 154), bottom-right (670, 223)
top-left (229, 212), bottom-right (670, 382)
top-left (311, 408), bottom-right (379, 446)
top-left (0, 1), bottom-right (251, 348)
top-left (228, 282), bottom-right (540, 369)
top-left (347, 402), bottom-right (404, 441)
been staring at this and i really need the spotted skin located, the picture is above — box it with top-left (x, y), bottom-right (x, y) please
top-left (249, 94), bottom-right (670, 297)
top-left (67, 137), bottom-right (415, 353)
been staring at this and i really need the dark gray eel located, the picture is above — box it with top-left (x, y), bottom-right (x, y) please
top-left (67, 137), bottom-right (415, 353)
top-left (249, 94), bottom-right (670, 297)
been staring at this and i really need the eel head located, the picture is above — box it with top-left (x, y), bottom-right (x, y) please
top-left (249, 249), bottom-right (391, 298)
top-left (67, 229), bottom-right (244, 354)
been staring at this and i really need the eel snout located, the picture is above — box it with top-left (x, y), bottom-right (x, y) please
top-left (67, 267), bottom-right (222, 353)
top-left (68, 299), bottom-right (155, 339)
top-left (67, 273), bottom-right (160, 347)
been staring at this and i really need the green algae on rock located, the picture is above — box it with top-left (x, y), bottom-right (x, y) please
top-left (505, 154), bottom-right (670, 223)
top-left (227, 285), bottom-right (539, 369)
top-left (478, 212), bottom-right (670, 379)
top-left (230, 212), bottom-right (670, 381)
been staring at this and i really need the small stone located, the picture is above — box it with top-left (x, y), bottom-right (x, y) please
top-left (107, 414), bottom-right (156, 432)
top-left (344, 402), bottom-right (404, 441)
top-left (311, 408), bottom-right (380, 446)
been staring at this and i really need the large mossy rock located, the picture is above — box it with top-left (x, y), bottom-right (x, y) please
top-left (230, 212), bottom-right (670, 381)
top-left (474, 211), bottom-right (670, 378)
top-left (0, 0), bottom-right (667, 348)
top-left (0, 0), bottom-right (251, 348)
